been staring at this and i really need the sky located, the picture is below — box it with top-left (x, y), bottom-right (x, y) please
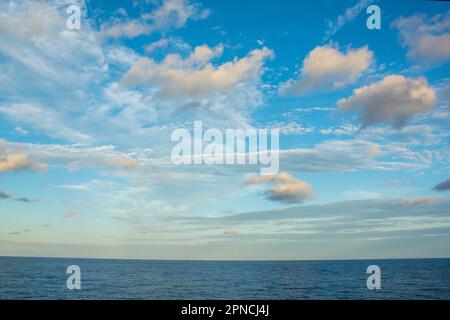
top-left (0, 0), bottom-right (449, 260)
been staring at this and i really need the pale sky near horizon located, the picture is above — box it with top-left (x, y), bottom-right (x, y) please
top-left (0, 0), bottom-right (450, 260)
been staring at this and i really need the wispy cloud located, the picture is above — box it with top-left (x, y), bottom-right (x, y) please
top-left (100, 0), bottom-right (209, 38)
top-left (64, 210), bottom-right (80, 218)
top-left (400, 197), bottom-right (436, 207)
top-left (14, 197), bottom-right (37, 203)
top-left (0, 190), bottom-right (37, 203)
top-left (323, 0), bottom-right (374, 41)
top-left (338, 75), bottom-right (436, 128)
top-left (56, 184), bottom-right (90, 191)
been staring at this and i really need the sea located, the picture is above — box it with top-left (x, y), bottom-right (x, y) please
top-left (0, 257), bottom-right (449, 300)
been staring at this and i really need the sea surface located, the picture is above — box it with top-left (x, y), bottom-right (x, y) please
top-left (0, 257), bottom-right (449, 299)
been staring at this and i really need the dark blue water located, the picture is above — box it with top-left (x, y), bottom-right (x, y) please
top-left (0, 257), bottom-right (449, 299)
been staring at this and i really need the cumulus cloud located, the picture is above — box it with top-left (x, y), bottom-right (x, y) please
top-left (280, 45), bottom-right (373, 95)
top-left (267, 181), bottom-right (316, 204)
top-left (122, 45), bottom-right (273, 98)
top-left (244, 172), bottom-right (315, 204)
top-left (0, 0), bottom-right (271, 146)
top-left (0, 139), bottom-right (47, 174)
top-left (101, 0), bottom-right (209, 38)
top-left (338, 75), bottom-right (436, 128)
top-left (393, 11), bottom-right (450, 65)
top-left (433, 179), bottom-right (450, 192)
top-left (64, 210), bottom-right (80, 218)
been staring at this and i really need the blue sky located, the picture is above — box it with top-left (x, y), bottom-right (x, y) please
top-left (0, 0), bottom-right (449, 260)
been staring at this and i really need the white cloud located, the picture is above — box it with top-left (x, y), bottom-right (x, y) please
top-left (323, 0), bottom-right (374, 41)
top-left (279, 138), bottom-right (433, 173)
top-left (56, 184), bottom-right (90, 191)
top-left (294, 107), bottom-right (336, 113)
top-left (280, 125), bottom-right (315, 135)
top-left (359, 124), bottom-right (449, 146)
top-left (5, 135), bottom-right (432, 181)
top-left (280, 45), bottom-right (373, 95)
top-left (112, 45), bottom-right (274, 133)
top-left (338, 75), bottom-right (436, 128)
top-left (267, 123), bottom-right (315, 135)
top-left (0, 0), bottom-right (111, 144)
top-left (393, 11), bottom-right (450, 65)
top-left (101, 19), bottom-right (150, 39)
top-left (0, 0), bottom-right (273, 147)
top-left (123, 45), bottom-right (273, 98)
top-left (145, 37), bottom-right (191, 53)
top-left (5, 141), bottom-right (153, 172)
top-left (279, 140), bottom-right (381, 172)
top-left (320, 124), bottom-right (359, 136)
top-left (0, 0), bottom-right (107, 91)
top-left (149, 0), bottom-right (209, 31)
top-left (14, 127), bottom-right (29, 136)
top-left (0, 103), bottom-right (93, 143)
top-left (100, 0), bottom-right (209, 38)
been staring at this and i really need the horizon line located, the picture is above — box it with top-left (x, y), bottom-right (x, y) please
top-left (1, 255), bottom-right (449, 263)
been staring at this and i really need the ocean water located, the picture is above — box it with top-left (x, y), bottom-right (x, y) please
top-left (0, 257), bottom-right (449, 300)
